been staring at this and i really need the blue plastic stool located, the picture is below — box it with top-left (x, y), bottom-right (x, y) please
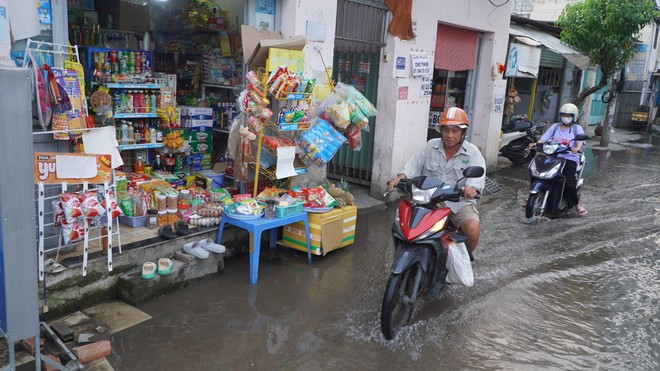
top-left (216, 212), bottom-right (312, 284)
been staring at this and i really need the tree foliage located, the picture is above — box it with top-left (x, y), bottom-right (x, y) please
top-left (557, 0), bottom-right (658, 106)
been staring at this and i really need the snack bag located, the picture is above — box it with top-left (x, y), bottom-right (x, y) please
top-left (335, 82), bottom-right (378, 117)
top-left (60, 193), bottom-right (83, 224)
top-left (62, 220), bottom-right (85, 244)
top-left (52, 200), bottom-right (65, 227)
top-left (345, 124), bottom-right (363, 150)
top-left (79, 191), bottom-right (106, 220)
top-left (327, 100), bottom-right (351, 130)
top-left (99, 191), bottom-right (123, 219)
top-left (303, 188), bottom-right (326, 208)
top-left (344, 96), bottom-right (370, 130)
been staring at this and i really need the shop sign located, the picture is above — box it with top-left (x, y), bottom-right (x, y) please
top-left (410, 52), bottom-right (430, 76)
top-left (34, 152), bottom-right (112, 184)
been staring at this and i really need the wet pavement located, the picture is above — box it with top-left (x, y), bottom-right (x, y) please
top-left (108, 130), bottom-right (659, 370)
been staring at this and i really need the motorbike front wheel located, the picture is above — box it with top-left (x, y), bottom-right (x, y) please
top-left (525, 191), bottom-right (547, 219)
top-left (381, 264), bottom-right (420, 340)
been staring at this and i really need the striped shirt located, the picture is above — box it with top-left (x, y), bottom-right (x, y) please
top-left (400, 138), bottom-right (486, 213)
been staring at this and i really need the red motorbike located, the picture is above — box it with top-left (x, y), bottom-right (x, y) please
top-left (380, 166), bottom-right (484, 340)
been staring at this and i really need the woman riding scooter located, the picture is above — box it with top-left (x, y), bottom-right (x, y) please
top-left (532, 103), bottom-right (588, 216)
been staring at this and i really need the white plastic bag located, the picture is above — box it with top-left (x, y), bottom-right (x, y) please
top-left (445, 242), bottom-right (474, 286)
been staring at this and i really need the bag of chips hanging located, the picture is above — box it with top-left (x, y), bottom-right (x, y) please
top-left (60, 193), bottom-right (83, 224)
top-left (62, 220), bottom-right (85, 244)
top-left (79, 191), bottom-right (106, 220)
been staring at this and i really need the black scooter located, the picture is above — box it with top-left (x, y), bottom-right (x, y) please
top-left (500, 117), bottom-right (544, 165)
top-left (525, 133), bottom-right (588, 220)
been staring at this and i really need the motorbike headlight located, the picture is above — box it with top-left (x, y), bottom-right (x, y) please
top-left (543, 143), bottom-right (559, 155)
top-left (539, 162), bottom-right (562, 179)
top-left (411, 185), bottom-right (437, 204)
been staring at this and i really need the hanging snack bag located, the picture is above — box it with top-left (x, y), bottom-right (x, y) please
top-left (52, 200), bottom-right (65, 227)
top-left (99, 190), bottom-right (122, 219)
top-left (344, 96), bottom-right (370, 130)
top-left (62, 220), bottom-right (85, 244)
top-left (335, 82), bottom-right (378, 117)
top-left (79, 191), bottom-right (106, 220)
top-left (344, 123), bottom-right (363, 150)
top-left (60, 192), bottom-right (83, 224)
top-left (327, 99), bottom-right (351, 130)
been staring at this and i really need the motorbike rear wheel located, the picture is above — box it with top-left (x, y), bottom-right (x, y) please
top-left (525, 191), bottom-right (546, 219)
top-left (381, 264), bottom-right (419, 340)
top-left (506, 138), bottom-right (536, 165)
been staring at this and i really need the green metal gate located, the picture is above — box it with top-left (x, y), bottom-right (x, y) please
top-left (328, 51), bottom-right (380, 185)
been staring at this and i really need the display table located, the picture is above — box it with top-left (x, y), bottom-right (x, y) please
top-left (216, 212), bottom-right (312, 284)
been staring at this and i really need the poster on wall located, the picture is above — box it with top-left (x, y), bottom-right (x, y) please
top-left (256, 0), bottom-right (275, 31)
top-left (492, 79), bottom-right (507, 114)
top-left (421, 74), bottom-right (432, 97)
top-left (505, 43), bottom-right (541, 78)
top-left (38, 0), bottom-right (52, 25)
top-left (410, 52), bottom-right (431, 77)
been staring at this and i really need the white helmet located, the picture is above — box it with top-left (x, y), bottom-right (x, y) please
top-left (559, 103), bottom-right (579, 125)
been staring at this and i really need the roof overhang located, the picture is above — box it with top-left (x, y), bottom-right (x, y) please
top-left (509, 24), bottom-right (591, 70)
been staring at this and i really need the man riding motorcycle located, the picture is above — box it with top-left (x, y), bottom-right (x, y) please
top-left (388, 107), bottom-right (486, 253)
top-left (531, 103), bottom-right (588, 216)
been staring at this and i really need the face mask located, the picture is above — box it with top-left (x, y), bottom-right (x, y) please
top-left (561, 116), bottom-right (573, 125)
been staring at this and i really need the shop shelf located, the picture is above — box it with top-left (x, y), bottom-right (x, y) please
top-left (105, 83), bottom-right (165, 89)
top-left (114, 113), bottom-right (159, 119)
top-left (118, 143), bottom-right (164, 151)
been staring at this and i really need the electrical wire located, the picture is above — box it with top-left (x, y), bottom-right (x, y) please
top-left (489, 0), bottom-right (510, 7)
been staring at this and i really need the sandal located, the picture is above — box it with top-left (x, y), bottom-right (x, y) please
top-left (158, 225), bottom-right (177, 240)
top-left (175, 221), bottom-right (191, 236)
top-left (575, 205), bottom-right (588, 216)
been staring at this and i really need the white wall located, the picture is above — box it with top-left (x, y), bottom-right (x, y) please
top-left (372, 0), bottom-right (513, 197)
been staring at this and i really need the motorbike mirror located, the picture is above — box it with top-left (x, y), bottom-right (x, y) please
top-left (574, 133), bottom-right (588, 141)
top-left (526, 127), bottom-right (538, 141)
top-left (463, 166), bottom-right (485, 178)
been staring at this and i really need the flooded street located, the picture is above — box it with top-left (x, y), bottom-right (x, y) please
top-left (108, 133), bottom-right (659, 370)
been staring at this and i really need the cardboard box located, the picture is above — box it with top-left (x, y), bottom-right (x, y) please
top-left (241, 25), bottom-right (306, 70)
top-left (190, 141), bottom-right (213, 154)
top-left (282, 206), bottom-right (357, 256)
top-left (183, 119), bottom-right (214, 128)
top-left (187, 127), bottom-right (213, 143)
top-left (180, 106), bottom-right (213, 119)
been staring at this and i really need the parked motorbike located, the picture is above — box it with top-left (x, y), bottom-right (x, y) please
top-left (500, 117), bottom-right (544, 165)
top-left (525, 133), bottom-right (588, 220)
top-left (380, 166), bottom-right (484, 340)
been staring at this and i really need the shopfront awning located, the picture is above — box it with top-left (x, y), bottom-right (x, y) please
top-left (509, 25), bottom-right (590, 70)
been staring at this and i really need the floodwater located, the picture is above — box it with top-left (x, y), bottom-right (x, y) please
top-left (108, 133), bottom-right (660, 370)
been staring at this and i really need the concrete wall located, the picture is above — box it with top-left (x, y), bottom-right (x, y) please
top-left (371, 0), bottom-right (513, 197)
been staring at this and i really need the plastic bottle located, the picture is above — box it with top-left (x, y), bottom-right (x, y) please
top-left (135, 155), bottom-right (145, 173)
top-left (153, 154), bottom-right (163, 171)
top-left (120, 121), bottom-right (129, 143)
top-left (150, 127), bottom-right (157, 144)
top-left (125, 90), bottom-right (134, 113)
top-left (127, 122), bottom-right (135, 143)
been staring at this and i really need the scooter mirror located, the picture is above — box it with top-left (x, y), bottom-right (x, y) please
top-left (574, 134), bottom-right (588, 141)
top-left (463, 166), bottom-right (485, 178)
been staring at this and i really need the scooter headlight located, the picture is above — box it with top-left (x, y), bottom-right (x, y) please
top-left (543, 143), bottom-right (559, 155)
top-left (411, 185), bottom-right (437, 204)
top-left (530, 161), bottom-right (562, 179)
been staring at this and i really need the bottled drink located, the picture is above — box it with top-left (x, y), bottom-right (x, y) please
top-left (125, 90), bottom-right (134, 113)
top-left (135, 155), bottom-right (145, 173)
top-left (127, 122), bottom-right (135, 143)
top-left (153, 154), bottom-right (163, 171)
